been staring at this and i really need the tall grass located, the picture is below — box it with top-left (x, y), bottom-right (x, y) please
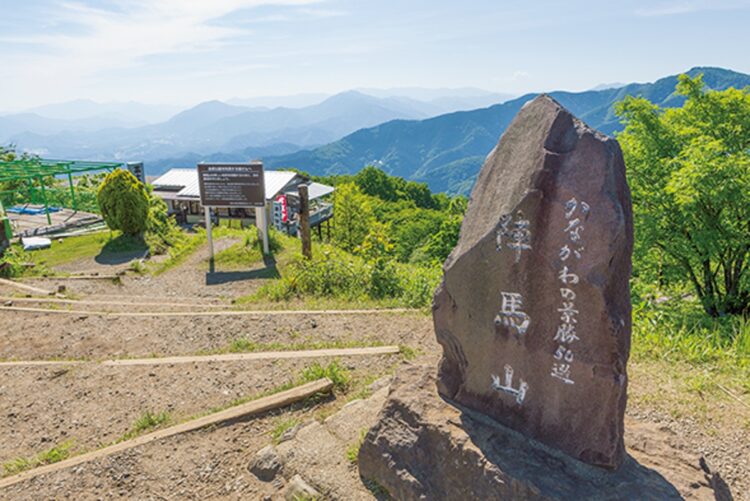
top-left (252, 239), bottom-right (440, 308)
top-left (632, 294), bottom-right (750, 370)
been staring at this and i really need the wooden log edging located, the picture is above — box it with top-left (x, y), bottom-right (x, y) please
top-left (0, 278), bottom-right (54, 296)
top-left (0, 360), bottom-right (84, 367)
top-left (102, 346), bottom-right (401, 366)
top-left (0, 296), bottom-right (233, 310)
top-left (0, 305), bottom-right (418, 317)
top-left (0, 378), bottom-right (334, 490)
top-left (0, 346), bottom-right (401, 368)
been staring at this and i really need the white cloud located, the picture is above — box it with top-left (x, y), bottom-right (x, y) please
top-left (1, 0), bottom-right (323, 77)
top-left (635, 0), bottom-right (750, 17)
top-left (0, 0), bottom-right (329, 106)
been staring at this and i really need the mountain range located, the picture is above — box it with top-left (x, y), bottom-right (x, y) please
top-left (1, 88), bottom-right (514, 166)
top-left (3, 68), bottom-right (749, 194)
top-left (263, 67), bottom-right (750, 194)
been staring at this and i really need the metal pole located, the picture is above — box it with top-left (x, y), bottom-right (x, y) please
top-left (67, 172), bottom-right (77, 211)
top-left (298, 184), bottom-right (312, 259)
top-left (38, 176), bottom-right (51, 225)
top-left (205, 206), bottom-right (214, 262)
top-left (255, 205), bottom-right (270, 255)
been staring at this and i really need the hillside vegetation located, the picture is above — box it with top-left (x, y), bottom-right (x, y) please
top-left (267, 67), bottom-right (750, 194)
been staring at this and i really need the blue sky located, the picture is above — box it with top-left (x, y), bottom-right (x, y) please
top-left (1, 0), bottom-right (749, 108)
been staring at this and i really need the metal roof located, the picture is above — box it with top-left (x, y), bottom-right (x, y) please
top-left (0, 158), bottom-right (121, 182)
top-left (151, 168), bottom-right (332, 201)
top-left (306, 182), bottom-right (335, 199)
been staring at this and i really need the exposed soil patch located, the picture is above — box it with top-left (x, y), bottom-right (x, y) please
top-left (0, 310), bottom-right (433, 361)
top-left (0, 355), bottom-right (400, 468)
top-left (1, 238), bottom-right (747, 500)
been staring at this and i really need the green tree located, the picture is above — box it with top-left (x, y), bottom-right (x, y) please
top-left (354, 166), bottom-right (393, 201)
top-left (332, 182), bottom-right (374, 252)
top-left (616, 74), bottom-right (750, 316)
top-left (420, 214), bottom-right (462, 264)
top-left (358, 222), bottom-right (401, 298)
top-left (0, 145), bottom-right (14, 161)
top-left (96, 168), bottom-right (149, 236)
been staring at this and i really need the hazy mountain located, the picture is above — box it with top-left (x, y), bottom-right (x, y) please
top-left (0, 113), bottom-right (138, 142)
top-left (227, 93), bottom-right (329, 109)
top-left (589, 82), bottom-right (626, 91)
top-left (6, 91), bottom-right (434, 163)
top-left (357, 86), bottom-right (515, 115)
top-left (265, 67), bottom-right (750, 194)
top-left (26, 99), bottom-right (180, 125)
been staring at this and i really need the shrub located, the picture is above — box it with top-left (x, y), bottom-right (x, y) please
top-left (357, 223), bottom-right (401, 299)
top-left (144, 191), bottom-right (185, 255)
top-left (332, 182), bottom-right (374, 252)
top-left (96, 169), bottom-right (149, 236)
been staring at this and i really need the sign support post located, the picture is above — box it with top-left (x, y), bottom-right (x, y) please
top-left (255, 205), bottom-right (270, 255)
top-left (205, 207), bottom-right (214, 262)
top-left (197, 161), bottom-right (267, 260)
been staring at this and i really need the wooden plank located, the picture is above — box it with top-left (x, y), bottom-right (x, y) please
top-left (0, 278), bottom-right (53, 296)
top-left (0, 360), bottom-right (83, 367)
top-left (0, 305), bottom-right (417, 317)
top-left (0, 378), bottom-right (333, 490)
top-left (27, 275), bottom-right (121, 281)
top-left (102, 346), bottom-right (401, 366)
top-left (0, 296), bottom-right (232, 309)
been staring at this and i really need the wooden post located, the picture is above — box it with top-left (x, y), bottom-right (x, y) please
top-left (205, 207), bottom-right (214, 262)
top-left (255, 205), bottom-right (270, 255)
top-left (298, 184), bottom-right (312, 259)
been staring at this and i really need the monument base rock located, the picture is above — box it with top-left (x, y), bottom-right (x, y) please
top-left (358, 365), bottom-right (696, 501)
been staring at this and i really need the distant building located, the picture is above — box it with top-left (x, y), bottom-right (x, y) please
top-left (151, 168), bottom-right (334, 233)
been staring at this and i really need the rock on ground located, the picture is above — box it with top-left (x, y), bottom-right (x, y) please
top-left (359, 365), bottom-right (724, 501)
top-left (274, 381), bottom-right (392, 500)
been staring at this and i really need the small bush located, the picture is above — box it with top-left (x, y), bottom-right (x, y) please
top-left (96, 169), bottom-right (149, 236)
top-left (0, 246), bottom-right (50, 278)
top-left (144, 192), bottom-right (185, 255)
top-left (300, 361), bottom-right (350, 391)
top-left (120, 410), bottom-right (171, 441)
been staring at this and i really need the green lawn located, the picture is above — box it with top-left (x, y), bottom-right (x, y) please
top-left (19, 231), bottom-right (147, 271)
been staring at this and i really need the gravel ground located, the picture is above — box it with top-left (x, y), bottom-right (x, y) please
top-left (0, 241), bottom-right (747, 499)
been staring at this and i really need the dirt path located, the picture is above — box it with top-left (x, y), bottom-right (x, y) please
top-left (0, 309), bottom-right (432, 360)
top-left (2, 237), bottom-right (747, 499)
top-left (20, 237), bottom-right (267, 301)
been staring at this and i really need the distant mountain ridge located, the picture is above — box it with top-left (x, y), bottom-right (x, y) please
top-left (264, 67), bottom-right (750, 194)
top-left (3, 88), bottom-right (508, 164)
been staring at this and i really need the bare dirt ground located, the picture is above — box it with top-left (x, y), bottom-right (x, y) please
top-left (24, 237), bottom-right (268, 300)
top-left (1, 241), bottom-right (748, 500)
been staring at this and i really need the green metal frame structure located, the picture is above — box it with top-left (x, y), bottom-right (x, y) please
top-left (0, 158), bottom-right (122, 224)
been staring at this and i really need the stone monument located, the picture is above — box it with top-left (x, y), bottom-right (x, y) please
top-left (357, 96), bottom-right (685, 500)
top-left (434, 93), bottom-right (633, 469)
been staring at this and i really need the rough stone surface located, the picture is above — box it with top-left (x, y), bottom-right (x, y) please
top-left (434, 94), bottom-right (633, 469)
top-left (358, 366), bottom-right (713, 501)
top-left (249, 444), bottom-right (283, 482)
top-left (274, 385), bottom-right (391, 500)
top-left (283, 474), bottom-right (320, 500)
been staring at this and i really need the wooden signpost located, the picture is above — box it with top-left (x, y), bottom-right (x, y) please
top-left (197, 162), bottom-right (268, 259)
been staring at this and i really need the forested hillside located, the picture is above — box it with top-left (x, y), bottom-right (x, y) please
top-left (266, 67), bottom-right (750, 194)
